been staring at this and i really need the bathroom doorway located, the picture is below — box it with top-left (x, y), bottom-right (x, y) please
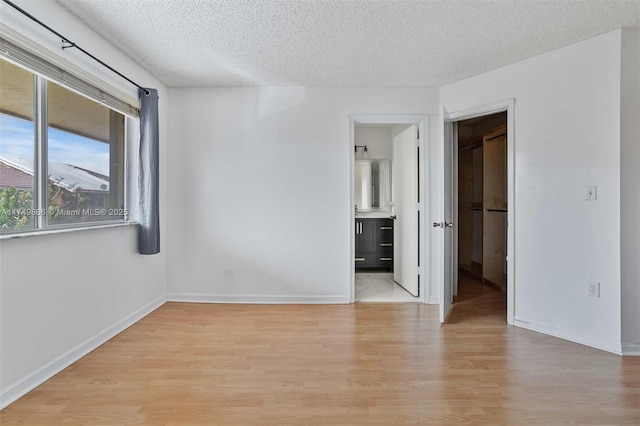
top-left (349, 115), bottom-right (428, 303)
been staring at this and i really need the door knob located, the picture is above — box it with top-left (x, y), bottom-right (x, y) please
top-left (445, 222), bottom-right (454, 228)
top-left (390, 215), bottom-right (397, 220)
top-left (433, 222), bottom-right (444, 228)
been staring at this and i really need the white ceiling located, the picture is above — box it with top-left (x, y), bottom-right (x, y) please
top-left (55, 0), bottom-right (640, 88)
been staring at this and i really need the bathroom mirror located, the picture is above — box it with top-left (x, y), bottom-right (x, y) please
top-left (355, 160), bottom-right (391, 212)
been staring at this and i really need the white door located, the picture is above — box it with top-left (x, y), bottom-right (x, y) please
top-left (393, 125), bottom-right (419, 296)
top-left (439, 117), bottom-right (454, 322)
top-left (452, 123), bottom-right (459, 298)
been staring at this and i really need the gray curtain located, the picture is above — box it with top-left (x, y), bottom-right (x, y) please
top-left (138, 88), bottom-right (160, 254)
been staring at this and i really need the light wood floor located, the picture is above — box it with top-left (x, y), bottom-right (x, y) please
top-left (2, 279), bottom-right (639, 425)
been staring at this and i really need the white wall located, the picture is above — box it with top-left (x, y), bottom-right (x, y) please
top-left (166, 87), bottom-right (438, 302)
top-left (0, 0), bottom-right (169, 407)
top-left (620, 27), bottom-right (640, 353)
top-left (440, 30), bottom-right (623, 353)
top-left (354, 126), bottom-right (392, 160)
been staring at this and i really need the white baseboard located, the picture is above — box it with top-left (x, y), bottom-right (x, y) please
top-left (428, 295), bottom-right (440, 305)
top-left (514, 318), bottom-right (622, 356)
top-left (0, 295), bottom-right (166, 410)
top-left (622, 344), bottom-right (640, 356)
top-left (167, 293), bottom-right (350, 304)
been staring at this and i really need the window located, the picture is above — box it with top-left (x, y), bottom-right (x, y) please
top-left (0, 57), bottom-right (127, 233)
top-left (0, 59), bottom-right (35, 231)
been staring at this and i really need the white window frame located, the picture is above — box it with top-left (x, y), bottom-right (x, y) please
top-left (0, 29), bottom-right (139, 237)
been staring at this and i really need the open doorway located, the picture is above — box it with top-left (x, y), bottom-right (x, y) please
top-left (439, 100), bottom-right (514, 323)
top-left (453, 112), bottom-right (507, 319)
top-left (349, 116), bottom-right (428, 303)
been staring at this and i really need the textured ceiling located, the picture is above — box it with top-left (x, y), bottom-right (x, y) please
top-left (54, 0), bottom-right (640, 88)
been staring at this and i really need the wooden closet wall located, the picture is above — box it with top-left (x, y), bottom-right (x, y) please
top-left (458, 117), bottom-right (507, 291)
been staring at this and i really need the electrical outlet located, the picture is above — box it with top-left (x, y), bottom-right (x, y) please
top-left (585, 186), bottom-right (597, 201)
top-left (588, 282), bottom-right (600, 297)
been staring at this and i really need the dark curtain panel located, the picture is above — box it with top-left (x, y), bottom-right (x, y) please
top-left (138, 88), bottom-right (160, 254)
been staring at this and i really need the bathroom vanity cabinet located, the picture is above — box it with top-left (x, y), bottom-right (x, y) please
top-left (355, 218), bottom-right (394, 270)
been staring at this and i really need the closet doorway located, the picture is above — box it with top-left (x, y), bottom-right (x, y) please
top-left (454, 112), bottom-right (508, 319)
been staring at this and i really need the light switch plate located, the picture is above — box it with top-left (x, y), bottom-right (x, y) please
top-left (585, 186), bottom-right (597, 201)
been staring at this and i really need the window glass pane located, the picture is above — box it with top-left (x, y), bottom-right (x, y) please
top-left (0, 59), bottom-right (35, 232)
top-left (47, 81), bottom-right (125, 225)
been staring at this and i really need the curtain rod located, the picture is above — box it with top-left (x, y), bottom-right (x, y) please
top-left (2, 0), bottom-right (150, 96)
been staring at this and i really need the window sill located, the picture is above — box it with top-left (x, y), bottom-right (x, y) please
top-left (0, 221), bottom-right (138, 241)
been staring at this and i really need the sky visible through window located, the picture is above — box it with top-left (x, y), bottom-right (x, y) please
top-left (0, 113), bottom-right (109, 176)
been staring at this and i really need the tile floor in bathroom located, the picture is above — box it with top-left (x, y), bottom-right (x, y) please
top-left (355, 272), bottom-right (419, 302)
